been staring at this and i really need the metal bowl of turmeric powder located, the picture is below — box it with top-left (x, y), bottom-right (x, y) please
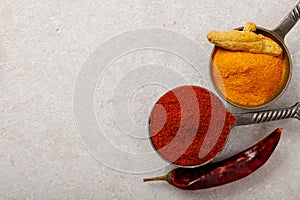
top-left (208, 2), bottom-right (299, 109)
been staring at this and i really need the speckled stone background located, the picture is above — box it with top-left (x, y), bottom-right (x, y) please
top-left (1, 0), bottom-right (300, 199)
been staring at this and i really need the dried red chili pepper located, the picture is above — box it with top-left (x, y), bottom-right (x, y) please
top-left (144, 128), bottom-right (282, 190)
top-left (149, 86), bottom-right (236, 166)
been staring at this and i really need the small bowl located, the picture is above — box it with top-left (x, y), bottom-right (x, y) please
top-left (209, 26), bottom-right (292, 109)
top-left (209, 1), bottom-right (300, 109)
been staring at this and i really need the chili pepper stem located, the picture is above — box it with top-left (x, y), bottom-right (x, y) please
top-left (143, 175), bottom-right (167, 182)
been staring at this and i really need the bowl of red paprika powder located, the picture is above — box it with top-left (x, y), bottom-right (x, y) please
top-left (148, 85), bottom-right (236, 167)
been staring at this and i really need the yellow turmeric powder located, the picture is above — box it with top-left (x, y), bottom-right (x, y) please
top-left (212, 48), bottom-right (286, 107)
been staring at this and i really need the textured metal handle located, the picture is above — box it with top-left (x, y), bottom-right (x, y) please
top-left (289, 1), bottom-right (300, 22)
top-left (235, 103), bottom-right (300, 126)
top-left (252, 103), bottom-right (300, 123)
top-left (273, 1), bottom-right (300, 39)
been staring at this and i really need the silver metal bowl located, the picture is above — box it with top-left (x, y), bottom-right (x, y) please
top-left (210, 1), bottom-right (299, 109)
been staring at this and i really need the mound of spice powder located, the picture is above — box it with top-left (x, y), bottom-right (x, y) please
top-left (211, 48), bottom-right (286, 107)
top-left (149, 86), bottom-right (236, 166)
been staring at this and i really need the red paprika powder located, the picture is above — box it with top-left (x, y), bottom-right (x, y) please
top-left (149, 86), bottom-right (236, 166)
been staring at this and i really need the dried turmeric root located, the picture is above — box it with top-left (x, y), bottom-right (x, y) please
top-left (207, 22), bottom-right (282, 56)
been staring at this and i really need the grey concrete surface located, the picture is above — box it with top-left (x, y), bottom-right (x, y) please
top-left (1, 0), bottom-right (299, 199)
